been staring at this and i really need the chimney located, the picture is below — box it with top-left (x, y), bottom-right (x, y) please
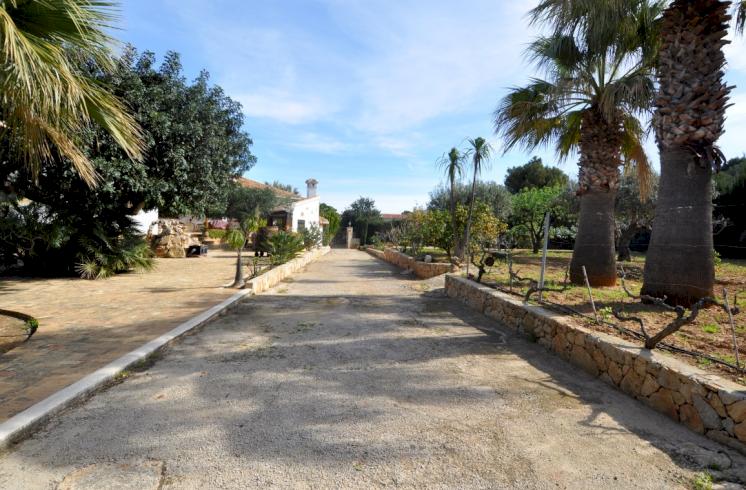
top-left (305, 178), bottom-right (318, 198)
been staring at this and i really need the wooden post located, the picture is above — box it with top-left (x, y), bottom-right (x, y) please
top-left (538, 212), bottom-right (550, 302)
top-left (508, 251), bottom-right (513, 293)
top-left (723, 288), bottom-right (741, 371)
top-left (582, 265), bottom-right (598, 323)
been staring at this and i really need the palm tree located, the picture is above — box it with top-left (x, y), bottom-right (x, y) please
top-left (437, 148), bottom-right (465, 259)
top-left (641, 0), bottom-right (740, 305)
top-left (463, 137), bottom-right (492, 275)
top-left (494, 2), bottom-right (659, 287)
top-left (226, 216), bottom-right (266, 288)
top-left (0, 0), bottom-right (143, 185)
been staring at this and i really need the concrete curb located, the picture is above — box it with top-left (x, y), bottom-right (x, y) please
top-left (0, 246), bottom-right (331, 450)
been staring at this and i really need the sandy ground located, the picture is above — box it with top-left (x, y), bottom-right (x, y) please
top-left (0, 249), bottom-right (744, 489)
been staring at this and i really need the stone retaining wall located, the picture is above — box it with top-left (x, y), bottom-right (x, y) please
top-left (366, 247), bottom-right (456, 279)
top-left (246, 246), bottom-right (330, 294)
top-left (445, 274), bottom-right (746, 454)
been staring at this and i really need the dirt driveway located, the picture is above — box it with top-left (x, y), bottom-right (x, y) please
top-left (0, 249), bottom-right (744, 489)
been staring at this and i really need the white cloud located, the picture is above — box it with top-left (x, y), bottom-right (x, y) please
top-left (287, 132), bottom-right (350, 154)
top-left (237, 91), bottom-right (331, 124)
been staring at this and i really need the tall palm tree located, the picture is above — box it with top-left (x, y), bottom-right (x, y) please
top-left (641, 0), bottom-right (738, 305)
top-left (0, 0), bottom-right (143, 185)
top-left (463, 137), bottom-right (492, 275)
top-left (494, 2), bottom-right (659, 287)
top-left (437, 147), bottom-right (465, 259)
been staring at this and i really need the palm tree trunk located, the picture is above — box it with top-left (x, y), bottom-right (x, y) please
top-left (570, 109), bottom-right (623, 287)
top-left (463, 171), bottom-right (478, 273)
top-left (570, 190), bottom-right (618, 286)
top-left (641, 146), bottom-right (714, 305)
top-left (232, 246), bottom-right (245, 288)
top-left (450, 175), bottom-right (462, 260)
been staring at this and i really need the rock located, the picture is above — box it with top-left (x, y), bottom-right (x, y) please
top-left (570, 345), bottom-right (598, 376)
top-left (647, 388), bottom-right (678, 420)
top-left (620, 369), bottom-right (644, 396)
top-left (608, 361), bottom-right (623, 385)
top-left (152, 219), bottom-right (197, 258)
top-left (723, 417), bottom-right (736, 436)
top-left (726, 400), bottom-right (746, 424)
top-left (736, 421), bottom-right (746, 443)
top-left (694, 394), bottom-right (723, 430)
top-left (424, 255), bottom-right (433, 263)
top-left (640, 374), bottom-right (660, 397)
top-left (719, 390), bottom-right (746, 406)
top-left (633, 356), bottom-right (647, 377)
top-left (680, 404), bottom-right (705, 434)
top-left (708, 393), bottom-right (728, 418)
top-left (676, 442), bottom-right (731, 470)
top-left (657, 369), bottom-right (681, 391)
top-left (591, 348), bottom-right (607, 372)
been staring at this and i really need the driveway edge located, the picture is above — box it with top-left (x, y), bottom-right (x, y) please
top-left (0, 246), bottom-right (331, 450)
top-left (0, 287), bottom-right (252, 451)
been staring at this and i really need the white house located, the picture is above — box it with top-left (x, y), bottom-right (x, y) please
top-left (238, 177), bottom-right (323, 232)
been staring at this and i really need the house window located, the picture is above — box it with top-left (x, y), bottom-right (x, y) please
top-left (297, 219), bottom-right (306, 231)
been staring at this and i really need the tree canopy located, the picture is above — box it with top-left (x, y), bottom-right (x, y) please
top-left (504, 157), bottom-right (569, 194)
top-left (428, 181), bottom-right (512, 220)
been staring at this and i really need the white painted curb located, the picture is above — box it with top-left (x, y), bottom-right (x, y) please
top-left (0, 287), bottom-right (253, 450)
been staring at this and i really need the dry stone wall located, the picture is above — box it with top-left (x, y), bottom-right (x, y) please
top-left (366, 247), bottom-right (455, 279)
top-left (445, 274), bottom-right (746, 454)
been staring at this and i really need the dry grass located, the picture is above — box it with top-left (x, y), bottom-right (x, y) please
top-left (481, 250), bottom-right (746, 384)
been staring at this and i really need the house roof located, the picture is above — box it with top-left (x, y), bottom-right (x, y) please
top-left (382, 213), bottom-right (404, 220)
top-left (237, 177), bottom-right (301, 200)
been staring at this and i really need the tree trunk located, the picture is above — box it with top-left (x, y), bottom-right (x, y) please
top-left (232, 246), bottom-right (245, 288)
top-left (570, 190), bottom-right (618, 286)
top-left (463, 172), bottom-right (478, 268)
top-left (641, 146), bottom-right (714, 305)
top-left (450, 175), bottom-right (463, 260)
top-left (616, 225), bottom-right (643, 262)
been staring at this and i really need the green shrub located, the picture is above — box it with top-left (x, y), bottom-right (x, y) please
top-left (207, 229), bottom-right (226, 239)
top-left (75, 228), bottom-right (155, 280)
top-left (301, 224), bottom-right (322, 249)
top-left (268, 232), bottom-right (305, 266)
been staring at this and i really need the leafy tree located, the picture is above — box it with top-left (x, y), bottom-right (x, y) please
top-left (90, 47), bottom-right (256, 216)
top-left (495, 1), bottom-right (659, 286)
top-left (504, 157), bottom-right (569, 193)
top-left (343, 197), bottom-right (382, 245)
top-left (0, 0), bottom-right (143, 186)
top-left (428, 181), bottom-right (512, 220)
top-left (320, 203), bottom-right (341, 245)
top-left (437, 148), bottom-right (466, 257)
top-left (509, 186), bottom-right (567, 254)
top-left (301, 224), bottom-right (322, 249)
top-left (463, 137), bottom-right (493, 269)
top-left (615, 173), bottom-right (658, 261)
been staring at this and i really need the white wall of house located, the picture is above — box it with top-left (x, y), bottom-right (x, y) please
top-left (290, 196), bottom-right (320, 232)
top-left (131, 208), bottom-right (159, 235)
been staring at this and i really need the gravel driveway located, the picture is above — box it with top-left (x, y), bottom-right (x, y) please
top-left (0, 249), bottom-right (744, 489)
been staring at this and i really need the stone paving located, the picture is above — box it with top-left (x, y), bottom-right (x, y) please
top-left (0, 250), bottom-right (238, 421)
top-left (1, 250), bottom-right (744, 488)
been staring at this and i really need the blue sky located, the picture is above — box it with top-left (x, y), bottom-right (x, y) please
top-left (120, 1), bottom-right (746, 213)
